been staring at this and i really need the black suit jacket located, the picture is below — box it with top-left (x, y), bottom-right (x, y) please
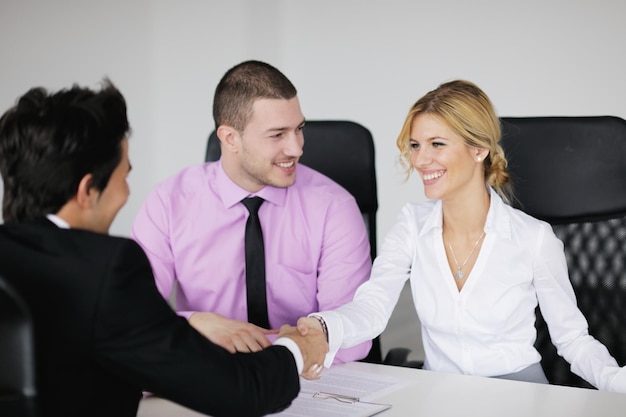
top-left (0, 219), bottom-right (299, 417)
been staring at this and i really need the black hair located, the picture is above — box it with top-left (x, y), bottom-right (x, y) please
top-left (0, 79), bottom-right (130, 222)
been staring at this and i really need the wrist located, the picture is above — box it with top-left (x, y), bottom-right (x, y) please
top-left (309, 314), bottom-right (329, 343)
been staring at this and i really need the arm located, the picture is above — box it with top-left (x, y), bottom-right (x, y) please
top-left (132, 187), bottom-right (274, 353)
top-left (188, 311), bottom-right (275, 353)
top-left (533, 224), bottom-right (626, 392)
top-left (315, 205), bottom-right (415, 366)
top-left (315, 194), bottom-right (373, 363)
top-left (94, 239), bottom-right (327, 416)
top-left (131, 187), bottom-right (178, 308)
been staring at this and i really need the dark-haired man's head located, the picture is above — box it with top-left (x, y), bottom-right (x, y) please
top-left (0, 79), bottom-right (131, 233)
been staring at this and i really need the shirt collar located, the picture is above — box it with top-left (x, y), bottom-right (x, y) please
top-left (46, 214), bottom-right (70, 229)
top-left (213, 160), bottom-right (288, 209)
top-left (485, 187), bottom-right (513, 240)
top-left (419, 199), bottom-right (443, 237)
top-left (418, 186), bottom-right (512, 240)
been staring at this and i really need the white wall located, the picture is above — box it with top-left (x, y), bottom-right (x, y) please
top-left (3, 0), bottom-right (625, 240)
top-left (2, 0), bottom-right (625, 361)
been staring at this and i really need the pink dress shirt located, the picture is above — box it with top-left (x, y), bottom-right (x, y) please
top-left (131, 161), bottom-right (372, 363)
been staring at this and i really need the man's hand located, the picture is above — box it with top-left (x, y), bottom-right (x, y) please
top-left (189, 312), bottom-right (276, 353)
top-left (278, 324), bottom-right (328, 380)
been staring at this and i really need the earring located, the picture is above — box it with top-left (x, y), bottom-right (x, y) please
top-left (476, 157), bottom-right (482, 162)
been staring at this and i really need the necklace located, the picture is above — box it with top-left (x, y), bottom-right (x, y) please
top-left (447, 231), bottom-right (486, 280)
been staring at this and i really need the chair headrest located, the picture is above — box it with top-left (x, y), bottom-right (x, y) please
top-left (500, 116), bottom-right (626, 224)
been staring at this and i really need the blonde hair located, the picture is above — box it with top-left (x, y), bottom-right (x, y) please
top-left (396, 80), bottom-right (512, 203)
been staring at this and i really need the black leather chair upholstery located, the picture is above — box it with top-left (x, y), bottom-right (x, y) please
top-left (500, 116), bottom-right (626, 388)
top-left (0, 275), bottom-right (38, 416)
top-left (205, 120), bottom-right (383, 363)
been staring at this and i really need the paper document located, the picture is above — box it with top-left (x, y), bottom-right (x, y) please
top-left (270, 365), bottom-right (411, 417)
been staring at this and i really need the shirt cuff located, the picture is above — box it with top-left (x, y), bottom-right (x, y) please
top-left (274, 337), bottom-right (303, 374)
top-left (609, 366), bottom-right (626, 393)
top-left (309, 311), bottom-right (343, 368)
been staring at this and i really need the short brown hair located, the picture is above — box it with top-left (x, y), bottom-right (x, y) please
top-left (212, 60), bottom-right (297, 132)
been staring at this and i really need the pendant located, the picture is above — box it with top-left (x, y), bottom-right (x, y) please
top-left (455, 269), bottom-right (464, 280)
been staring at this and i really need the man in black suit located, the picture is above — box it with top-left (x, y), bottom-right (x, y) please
top-left (0, 80), bottom-right (327, 417)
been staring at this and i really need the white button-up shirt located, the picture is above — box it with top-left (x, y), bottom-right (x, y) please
top-left (320, 188), bottom-right (626, 391)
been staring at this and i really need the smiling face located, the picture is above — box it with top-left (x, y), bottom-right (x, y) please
top-left (227, 97), bottom-right (305, 192)
top-left (409, 114), bottom-right (487, 202)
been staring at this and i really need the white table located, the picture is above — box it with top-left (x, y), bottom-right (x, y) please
top-left (137, 361), bottom-right (626, 417)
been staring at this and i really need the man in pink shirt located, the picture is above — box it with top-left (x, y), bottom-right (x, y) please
top-left (132, 60), bottom-right (372, 363)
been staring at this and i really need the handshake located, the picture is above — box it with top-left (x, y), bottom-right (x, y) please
top-left (278, 316), bottom-right (328, 380)
top-left (189, 312), bottom-right (329, 380)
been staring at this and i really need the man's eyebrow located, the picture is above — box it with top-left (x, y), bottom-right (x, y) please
top-left (265, 119), bottom-right (306, 133)
top-left (265, 126), bottom-right (289, 132)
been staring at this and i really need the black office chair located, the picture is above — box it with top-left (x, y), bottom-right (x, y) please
top-left (500, 116), bottom-right (626, 388)
top-left (205, 120), bottom-right (383, 363)
top-left (0, 275), bottom-right (39, 416)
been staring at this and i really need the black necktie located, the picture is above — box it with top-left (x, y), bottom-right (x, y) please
top-left (241, 197), bottom-right (270, 328)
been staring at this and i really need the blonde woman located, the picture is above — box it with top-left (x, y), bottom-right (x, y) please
top-left (299, 80), bottom-right (626, 390)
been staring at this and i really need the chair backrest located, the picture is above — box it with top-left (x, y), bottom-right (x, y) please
top-left (206, 120), bottom-right (381, 362)
top-left (500, 116), bottom-right (626, 388)
top-left (0, 275), bottom-right (38, 416)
